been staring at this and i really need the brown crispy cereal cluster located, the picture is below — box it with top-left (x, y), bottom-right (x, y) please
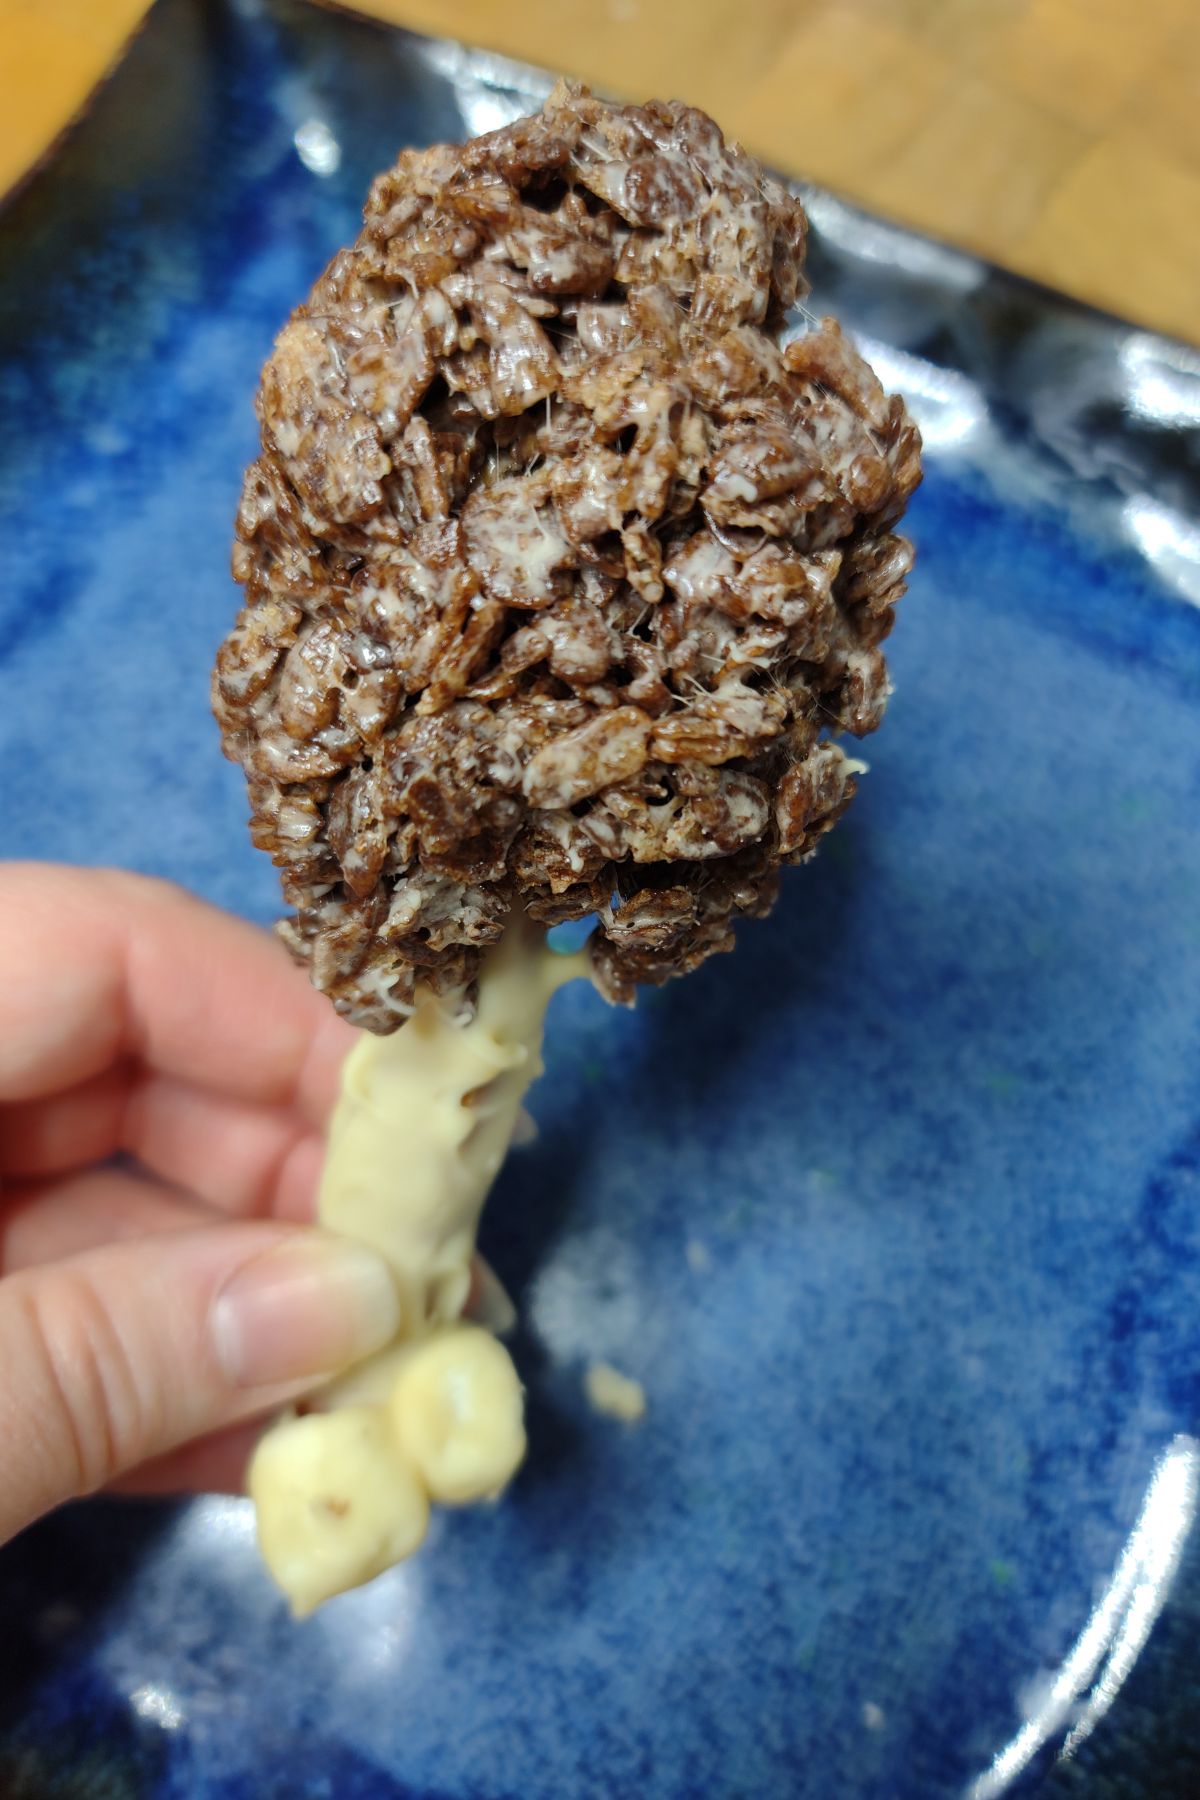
top-left (213, 83), bottom-right (921, 1031)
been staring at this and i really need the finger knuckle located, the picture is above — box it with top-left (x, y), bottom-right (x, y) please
top-left (27, 1270), bottom-right (152, 1495)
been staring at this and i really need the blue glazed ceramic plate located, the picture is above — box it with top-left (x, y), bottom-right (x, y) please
top-left (2, 3), bottom-right (1199, 1795)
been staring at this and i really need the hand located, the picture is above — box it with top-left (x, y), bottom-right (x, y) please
top-left (0, 865), bottom-right (401, 1545)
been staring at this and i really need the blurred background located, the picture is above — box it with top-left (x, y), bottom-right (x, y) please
top-left (1, 0), bottom-right (1197, 345)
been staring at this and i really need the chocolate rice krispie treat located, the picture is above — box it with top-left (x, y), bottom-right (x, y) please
top-left (213, 83), bottom-right (921, 1031)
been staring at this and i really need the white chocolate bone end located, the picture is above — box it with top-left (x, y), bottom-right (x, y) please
top-left (250, 1406), bottom-right (430, 1619)
top-left (390, 1325), bottom-right (526, 1505)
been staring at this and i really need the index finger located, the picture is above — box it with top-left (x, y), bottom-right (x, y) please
top-left (0, 864), bottom-right (353, 1119)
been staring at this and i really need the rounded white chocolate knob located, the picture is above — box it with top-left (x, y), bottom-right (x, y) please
top-left (249, 1405), bottom-right (430, 1617)
top-left (388, 1326), bottom-right (526, 1505)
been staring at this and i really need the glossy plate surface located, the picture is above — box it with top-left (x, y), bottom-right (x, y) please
top-left (1, 3), bottom-right (1199, 1794)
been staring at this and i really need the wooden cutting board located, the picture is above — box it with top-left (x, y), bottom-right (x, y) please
top-left (2, 0), bottom-right (1197, 344)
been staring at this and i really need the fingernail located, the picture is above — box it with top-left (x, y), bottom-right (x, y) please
top-left (210, 1234), bottom-right (400, 1389)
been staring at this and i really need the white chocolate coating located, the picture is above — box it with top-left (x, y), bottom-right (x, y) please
top-left (250, 920), bottom-right (586, 1614)
top-left (389, 1326), bottom-right (527, 1505)
top-left (584, 1361), bottom-right (647, 1423)
top-left (250, 1407), bottom-right (430, 1620)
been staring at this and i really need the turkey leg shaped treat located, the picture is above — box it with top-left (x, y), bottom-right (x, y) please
top-left (213, 82), bottom-right (921, 1613)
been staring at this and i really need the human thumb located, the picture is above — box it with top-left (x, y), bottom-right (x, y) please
top-left (0, 1221), bottom-right (400, 1543)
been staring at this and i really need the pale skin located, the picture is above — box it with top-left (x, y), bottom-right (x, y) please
top-left (0, 862), bottom-right (412, 1546)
